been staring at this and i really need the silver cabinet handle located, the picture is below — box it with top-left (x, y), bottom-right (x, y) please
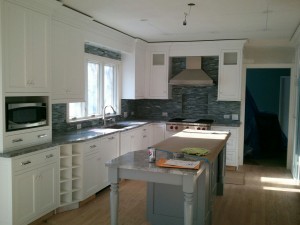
top-left (90, 144), bottom-right (97, 149)
top-left (12, 138), bottom-right (23, 143)
top-left (45, 154), bottom-right (53, 159)
top-left (143, 135), bottom-right (147, 138)
top-left (37, 134), bottom-right (47, 138)
top-left (21, 160), bottom-right (31, 165)
top-left (108, 137), bottom-right (115, 140)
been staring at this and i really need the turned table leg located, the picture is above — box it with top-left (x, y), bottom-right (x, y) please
top-left (183, 192), bottom-right (194, 225)
top-left (110, 183), bottom-right (119, 225)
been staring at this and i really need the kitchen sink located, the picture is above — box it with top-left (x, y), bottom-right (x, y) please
top-left (104, 124), bottom-right (130, 129)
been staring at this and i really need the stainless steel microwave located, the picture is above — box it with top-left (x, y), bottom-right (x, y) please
top-left (6, 102), bottom-right (47, 131)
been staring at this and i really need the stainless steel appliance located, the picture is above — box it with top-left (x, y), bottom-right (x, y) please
top-left (166, 118), bottom-right (214, 132)
top-left (6, 102), bottom-right (47, 131)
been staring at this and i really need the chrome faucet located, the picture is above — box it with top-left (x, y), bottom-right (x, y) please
top-left (102, 105), bottom-right (116, 126)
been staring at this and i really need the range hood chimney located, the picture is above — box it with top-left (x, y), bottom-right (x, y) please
top-left (169, 56), bottom-right (214, 86)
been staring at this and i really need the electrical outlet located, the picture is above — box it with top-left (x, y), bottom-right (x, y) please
top-left (124, 112), bottom-right (128, 118)
top-left (232, 114), bottom-right (239, 120)
top-left (224, 114), bottom-right (230, 119)
top-left (162, 112), bottom-right (168, 117)
top-left (77, 124), bottom-right (81, 130)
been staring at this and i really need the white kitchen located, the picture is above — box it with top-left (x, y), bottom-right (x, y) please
top-left (0, 0), bottom-right (300, 225)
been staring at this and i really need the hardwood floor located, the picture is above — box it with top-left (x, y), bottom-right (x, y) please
top-left (32, 165), bottom-right (300, 225)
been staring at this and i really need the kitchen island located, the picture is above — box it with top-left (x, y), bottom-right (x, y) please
top-left (106, 130), bottom-right (230, 225)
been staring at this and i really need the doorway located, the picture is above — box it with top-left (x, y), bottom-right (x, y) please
top-left (244, 68), bottom-right (291, 167)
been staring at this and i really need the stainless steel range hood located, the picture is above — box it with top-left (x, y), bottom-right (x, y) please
top-left (169, 56), bottom-right (214, 86)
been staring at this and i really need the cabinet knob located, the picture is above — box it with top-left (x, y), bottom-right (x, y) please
top-left (45, 154), bottom-right (54, 159)
top-left (38, 134), bottom-right (47, 139)
top-left (20, 160), bottom-right (31, 166)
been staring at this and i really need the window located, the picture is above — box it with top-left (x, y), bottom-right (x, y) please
top-left (68, 54), bottom-right (120, 121)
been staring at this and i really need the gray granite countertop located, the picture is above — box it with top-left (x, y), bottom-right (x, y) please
top-left (0, 121), bottom-right (151, 158)
top-left (105, 149), bottom-right (201, 176)
top-left (0, 119), bottom-right (240, 158)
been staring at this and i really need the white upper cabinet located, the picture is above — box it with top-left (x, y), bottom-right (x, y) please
top-left (218, 49), bottom-right (242, 101)
top-left (3, 1), bottom-right (51, 93)
top-left (145, 45), bottom-right (170, 99)
top-left (122, 39), bottom-right (146, 99)
top-left (52, 20), bottom-right (85, 103)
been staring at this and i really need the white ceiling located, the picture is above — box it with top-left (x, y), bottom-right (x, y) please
top-left (61, 0), bottom-right (300, 43)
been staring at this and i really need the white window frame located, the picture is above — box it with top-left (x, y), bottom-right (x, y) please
top-left (67, 53), bottom-right (121, 122)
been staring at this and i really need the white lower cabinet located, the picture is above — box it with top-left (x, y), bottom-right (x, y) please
top-left (0, 147), bottom-right (59, 225)
top-left (82, 133), bottom-right (120, 199)
top-left (211, 126), bottom-right (239, 167)
top-left (151, 123), bottom-right (165, 145)
top-left (120, 124), bottom-right (151, 155)
top-left (101, 133), bottom-right (119, 186)
top-left (83, 139), bottom-right (104, 199)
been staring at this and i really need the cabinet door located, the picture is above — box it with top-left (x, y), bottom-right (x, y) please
top-left (218, 50), bottom-right (241, 101)
top-left (122, 41), bottom-right (146, 99)
top-left (36, 163), bottom-right (58, 214)
top-left (14, 170), bottom-right (36, 225)
top-left (4, 2), bottom-right (50, 93)
top-left (151, 123), bottom-right (165, 145)
top-left (26, 9), bottom-right (50, 91)
top-left (135, 44), bottom-right (146, 98)
top-left (120, 130), bottom-right (133, 155)
top-left (52, 21), bottom-right (84, 102)
top-left (149, 53), bottom-right (168, 99)
top-left (83, 151), bottom-right (102, 198)
top-left (101, 134), bottom-right (119, 186)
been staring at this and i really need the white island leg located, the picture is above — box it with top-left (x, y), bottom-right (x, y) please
top-left (110, 183), bottom-right (119, 225)
top-left (183, 192), bottom-right (194, 225)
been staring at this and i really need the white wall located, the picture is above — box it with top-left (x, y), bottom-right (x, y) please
top-left (241, 44), bottom-right (296, 168)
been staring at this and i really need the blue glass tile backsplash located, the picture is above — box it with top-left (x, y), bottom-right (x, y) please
top-left (52, 56), bottom-right (240, 132)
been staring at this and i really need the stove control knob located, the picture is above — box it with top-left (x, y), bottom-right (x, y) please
top-left (170, 125), bottom-right (173, 129)
top-left (202, 127), bottom-right (206, 130)
top-left (175, 126), bottom-right (178, 130)
top-left (197, 127), bottom-right (201, 130)
top-left (186, 126), bottom-right (189, 129)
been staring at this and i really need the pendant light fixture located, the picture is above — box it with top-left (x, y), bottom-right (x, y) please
top-left (183, 3), bottom-right (195, 26)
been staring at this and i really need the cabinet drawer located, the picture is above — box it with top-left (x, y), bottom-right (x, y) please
top-left (84, 140), bottom-right (101, 155)
top-left (5, 129), bottom-right (51, 150)
top-left (13, 147), bottom-right (58, 172)
top-left (38, 148), bottom-right (59, 164)
top-left (13, 155), bottom-right (39, 171)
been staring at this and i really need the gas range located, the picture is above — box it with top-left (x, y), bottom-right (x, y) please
top-left (166, 118), bottom-right (214, 132)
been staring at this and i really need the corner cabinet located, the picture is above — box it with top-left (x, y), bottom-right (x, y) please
top-left (122, 39), bottom-right (147, 99)
top-left (145, 45), bottom-right (170, 99)
top-left (218, 49), bottom-right (242, 101)
top-left (52, 20), bottom-right (85, 103)
top-left (3, 1), bottom-right (51, 93)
